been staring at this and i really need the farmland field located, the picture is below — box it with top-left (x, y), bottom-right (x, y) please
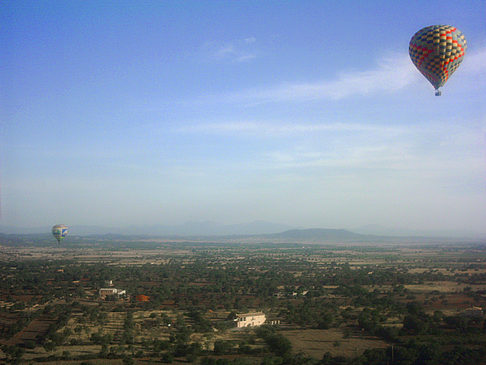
top-left (282, 328), bottom-right (388, 358)
top-left (0, 238), bottom-right (485, 364)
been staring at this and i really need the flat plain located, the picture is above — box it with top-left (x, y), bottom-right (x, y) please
top-left (0, 237), bottom-right (485, 364)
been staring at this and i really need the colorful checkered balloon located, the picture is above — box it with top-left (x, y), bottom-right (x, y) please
top-left (409, 25), bottom-right (466, 94)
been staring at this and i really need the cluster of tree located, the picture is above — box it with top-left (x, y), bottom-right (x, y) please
top-left (41, 304), bottom-right (74, 351)
top-left (187, 308), bottom-right (213, 332)
top-left (256, 325), bottom-right (292, 357)
top-left (285, 300), bottom-right (337, 329)
top-left (1, 247), bottom-right (465, 312)
top-left (1, 344), bottom-right (25, 364)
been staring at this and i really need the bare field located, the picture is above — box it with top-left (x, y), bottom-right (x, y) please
top-left (282, 328), bottom-right (388, 359)
top-left (32, 360), bottom-right (123, 365)
top-left (21, 344), bottom-right (101, 361)
top-left (404, 281), bottom-right (486, 293)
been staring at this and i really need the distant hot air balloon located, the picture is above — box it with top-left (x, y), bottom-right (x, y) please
top-left (52, 224), bottom-right (68, 244)
top-left (409, 25), bottom-right (466, 96)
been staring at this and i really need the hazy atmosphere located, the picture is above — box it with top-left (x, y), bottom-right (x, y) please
top-left (1, 1), bottom-right (485, 236)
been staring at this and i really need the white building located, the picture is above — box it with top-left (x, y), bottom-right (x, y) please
top-left (235, 312), bottom-right (266, 328)
top-left (99, 288), bottom-right (126, 299)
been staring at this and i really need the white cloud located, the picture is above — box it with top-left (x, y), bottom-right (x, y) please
top-left (218, 53), bottom-right (419, 103)
top-left (202, 46), bottom-right (486, 103)
top-left (215, 45), bottom-right (236, 58)
top-left (176, 121), bottom-right (405, 135)
top-left (176, 117), bottom-right (486, 182)
top-left (201, 37), bottom-right (257, 63)
top-left (462, 46), bottom-right (486, 75)
top-left (260, 119), bottom-right (486, 175)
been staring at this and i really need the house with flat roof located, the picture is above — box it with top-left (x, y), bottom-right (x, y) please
top-left (235, 312), bottom-right (266, 328)
top-left (99, 288), bottom-right (126, 299)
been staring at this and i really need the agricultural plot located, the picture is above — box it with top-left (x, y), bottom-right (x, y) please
top-left (282, 328), bottom-right (388, 358)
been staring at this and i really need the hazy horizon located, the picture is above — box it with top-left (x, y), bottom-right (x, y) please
top-left (2, 2), bottom-right (485, 236)
top-left (1, 220), bottom-right (485, 240)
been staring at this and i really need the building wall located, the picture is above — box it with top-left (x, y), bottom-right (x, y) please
top-left (99, 288), bottom-right (126, 298)
top-left (236, 313), bottom-right (266, 328)
top-left (99, 288), bottom-right (118, 297)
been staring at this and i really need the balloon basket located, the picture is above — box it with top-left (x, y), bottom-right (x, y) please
top-left (435, 90), bottom-right (442, 96)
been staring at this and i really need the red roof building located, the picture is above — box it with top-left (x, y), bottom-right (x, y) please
top-left (136, 294), bottom-right (150, 302)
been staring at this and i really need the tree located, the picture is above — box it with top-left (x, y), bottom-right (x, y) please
top-left (161, 352), bottom-right (174, 363)
top-left (214, 340), bottom-right (232, 355)
top-left (403, 314), bottom-right (428, 334)
top-left (1, 345), bottom-right (25, 364)
top-left (43, 340), bottom-right (56, 352)
top-left (99, 344), bottom-right (108, 358)
top-left (318, 312), bottom-right (334, 329)
top-left (265, 334), bottom-right (292, 356)
top-left (122, 356), bottom-right (135, 365)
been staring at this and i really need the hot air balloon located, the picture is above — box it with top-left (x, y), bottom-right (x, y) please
top-left (409, 25), bottom-right (466, 96)
top-left (52, 224), bottom-right (68, 244)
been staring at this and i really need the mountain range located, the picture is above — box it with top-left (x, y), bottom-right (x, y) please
top-left (1, 221), bottom-right (485, 243)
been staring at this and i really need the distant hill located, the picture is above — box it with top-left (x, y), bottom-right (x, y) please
top-left (353, 224), bottom-right (486, 239)
top-left (2, 225), bottom-right (484, 246)
top-left (254, 228), bottom-right (486, 244)
top-left (264, 228), bottom-right (372, 241)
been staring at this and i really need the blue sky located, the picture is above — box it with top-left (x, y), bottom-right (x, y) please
top-left (1, 1), bottom-right (485, 235)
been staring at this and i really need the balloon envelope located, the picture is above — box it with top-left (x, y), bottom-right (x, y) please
top-left (52, 224), bottom-right (68, 244)
top-left (409, 25), bottom-right (466, 91)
